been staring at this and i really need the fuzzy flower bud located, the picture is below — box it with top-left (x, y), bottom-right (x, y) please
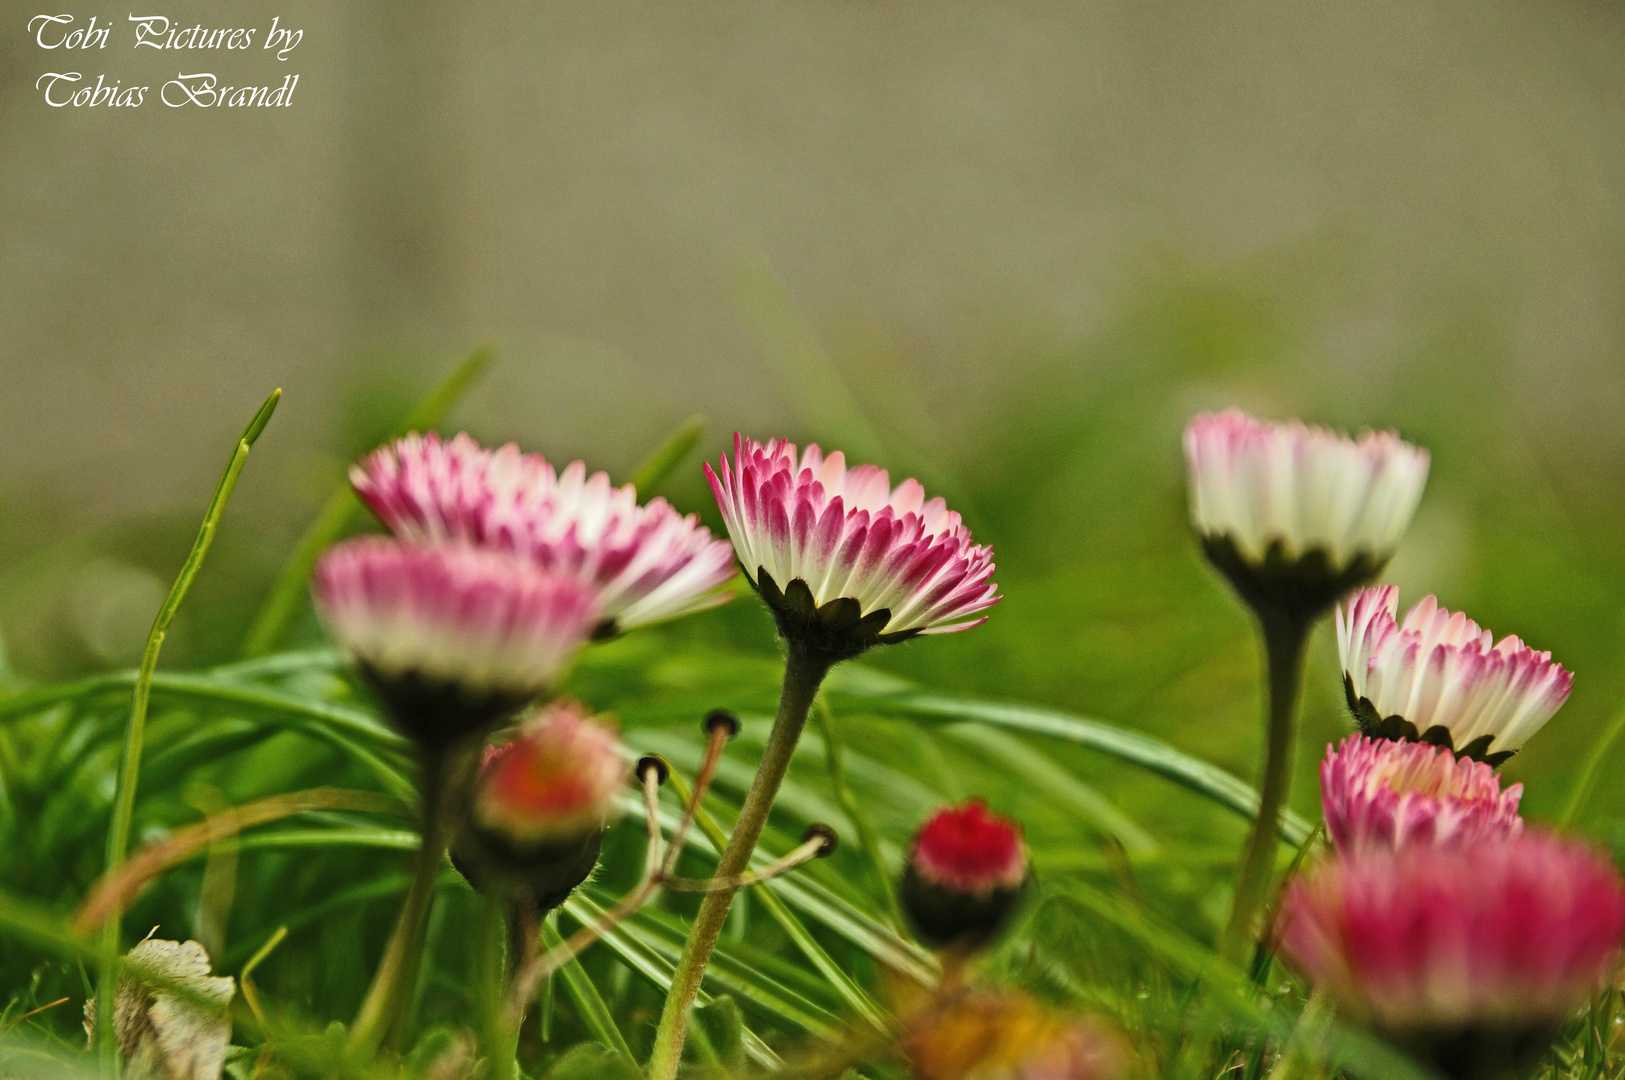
top-left (902, 801), bottom-right (1029, 950)
top-left (454, 702), bottom-right (629, 910)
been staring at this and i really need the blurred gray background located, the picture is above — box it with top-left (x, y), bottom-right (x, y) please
top-left (5, 0), bottom-right (1622, 511)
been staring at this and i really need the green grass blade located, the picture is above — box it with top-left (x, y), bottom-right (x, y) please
top-left (539, 917), bottom-right (636, 1064)
top-left (628, 415), bottom-right (707, 495)
top-left (941, 722), bottom-right (1160, 855)
top-left (239, 344), bottom-right (495, 658)
top-left (1560, 700), bottom-right (1625, 827)
top-left (813, 696), bottom-right (906, 933)
top-left (841, 689), bottom-right (1313, 844)
top-left (99, 387), bottom-right (280, 1071)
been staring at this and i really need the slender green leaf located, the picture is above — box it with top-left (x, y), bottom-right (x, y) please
top-left (100, 388), bottom-right (281, 1070)
top-left (628, 415), bottom-right (707, 495)
top-left (540, 916), bottom-right (637, 1064)
top-left (840, 689), bottom-right (1313, 844)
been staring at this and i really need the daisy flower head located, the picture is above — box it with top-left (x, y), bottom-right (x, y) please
top-left (1320, 734), bottom-right (1522, 856)
top-left (312, 537), bottom-right (599, 748)
top-left (1279, 832), bottom-right (1625, 1080)
top-left (705, 434), bottom-right (999, 664)
top-left (350, 432), bottom-right (736, 635)
top-left (902, 800), bottom-right (1029, 950)
top-left (1338, 586), bottom-right (1573, 765)
top-left (1184, 410), bottom-right (1429, 621)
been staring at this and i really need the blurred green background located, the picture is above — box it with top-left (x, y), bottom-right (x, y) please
top-left (2, 1), bottom-right (1624, 845)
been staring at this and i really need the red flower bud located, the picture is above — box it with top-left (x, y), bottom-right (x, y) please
top-left (902, 801), bottom-right (1029, 950)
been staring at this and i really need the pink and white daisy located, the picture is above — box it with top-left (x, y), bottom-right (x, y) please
top-left (903, 801), bottom-right (1029, 949)
top-left (351, 433), bottom-right (735, 633)
top-left (1338, 586), bottom-right (1573, 764)
top-left (1184, 411), bottom-right (1429, 618)
top-left (312, 538), bottom-right (598, 744)
top-left (1185, 410), bottom-right (1430, 571)
top-left (1279, 833), bottom-right (1625, 1041)
top-left (705, 435), bottom-right (999, 658)
top-left (1320, 735), bottom-right (1522, 856)
top-left (472, 702), bottom-right (628, 848)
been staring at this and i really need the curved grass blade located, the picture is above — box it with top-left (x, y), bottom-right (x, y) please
top-left (239, 343), bottom-right (494, 658)
top-left (77, 788), bottom-right (406, 932)
top-left (99, 387), bottom-right (280, 1070)
top-left (813, 697), bottom-right (904, 931)
top-left (941, 723), bottom-right (1160, 855)
top-left (539, 916), bottom-right (636, 1064)
top-left (839, 689), bottom-right (1313, 844)
top-left (0, 672), bottom-right (404, 751)
top-left (628, 415), bottom-right (707, 495)
top-left (560, 894), bottom-right (784, 1070)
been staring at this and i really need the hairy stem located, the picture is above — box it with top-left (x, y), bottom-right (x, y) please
top-left (1220, 611), bottom-right (1310, 965)
top-left (348, 747), bottom-right (458, 1056)
top-left (645, 642), bottom-right (829, 1080)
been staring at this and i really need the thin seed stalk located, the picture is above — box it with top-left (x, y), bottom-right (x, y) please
top-left (1220, 611), bottom-right (1310, 965)
top-left (645, 641), bottom-right (829, 1080)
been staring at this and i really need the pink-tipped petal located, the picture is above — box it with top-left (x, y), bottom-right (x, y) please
top-left (707, 434), bottom-right (1000, 637)
top-left (352, 432), bottom-right (735, 631)
top-left (1339, 587), bottom-right (1573, 757)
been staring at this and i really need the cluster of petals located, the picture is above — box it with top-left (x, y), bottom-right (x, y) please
top-left (1279, 832), bottom-right (1625, 1030)
top-left (351, 432), bottom-right (736, 631)
top-left (1183, 409), bottom-right (1430, 569)
top-left (473, 702), bottom-right (628, 846)
top-left (1338, 586), bottom-right (1573, 757)
top-left (1321, 735), bottom-right (1522, 856)
top-left (705, 434), bottom-right (999, 636)
top-left (312, 538), bottom-right (598, 696)
top-left (911, 800), bottom-right (1028, 896)
top-left (906, 989), bottom-right (1125, 1080)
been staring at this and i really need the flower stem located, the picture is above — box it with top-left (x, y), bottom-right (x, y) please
top-left (1220, 611), bottom-right (1311, 965)
top-left (645, 641), bottom-right (830, 1080)
top-left (481, 895), bottom-right (519, 1080)
top-left (348, 747), bottom-right (458, 1057)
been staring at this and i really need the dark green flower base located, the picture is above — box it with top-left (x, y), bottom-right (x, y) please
top-left (358, 663), bottom-right (533, 752)
top-left (1386, 1021), bottom-right (1559, 1080)
top-left (900, 865), bottom-right (1028, 951)
top-left (751, 567), bottom-right (920, 667)
top-left (1199, 534), bottom-right (1384, 625)
top-left (1344, 676), bottom-right (1515, 767)
top-left (452, 825), bottom-right (605, 914)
